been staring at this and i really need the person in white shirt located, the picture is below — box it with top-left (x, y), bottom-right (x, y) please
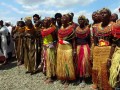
top-left (5, 21), bottom-right (15, 59)
top-left (0, 20), bottom-right (9, 64)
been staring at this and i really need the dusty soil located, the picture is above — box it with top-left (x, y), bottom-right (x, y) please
top-left (0, 60), bottom-right (92, 90)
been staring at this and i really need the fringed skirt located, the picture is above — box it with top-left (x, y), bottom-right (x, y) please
top-left (24, 37), bottom-right (36, 72)
top-left (56, 44), bottom-right (75, 80)
top-left (109, 47), bottom-right (120, 88)
top-left (42, 45), bottom-right (56, 78)
top-left (76, 44), bottom-right (91, 77)
top-left (16, 37), bottom-right (24, 63)
top-left (92, 46), bottom-right (112, 90)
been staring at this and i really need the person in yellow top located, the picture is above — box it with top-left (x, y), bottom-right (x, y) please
top-left (41, 17), bottom-right (57, 83)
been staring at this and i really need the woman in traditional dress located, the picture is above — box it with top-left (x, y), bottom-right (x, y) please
top-left (13, 21), bottom-right (25, 65)
top-left (67, 13), bottom-right (78, 28)
top-left (90, 11), bottom-right (101, 68)
top-left (41, 17), bottom-right (57, 83)
top-left (24, 17), bottom-right (37, 75)
top-left (91, 10), bottom-right (102, 89)
top-left (75, 15), bottom-right (91, 88)
top-left (91, 8), bottom-right (113, 90)
top-left (110, 13), bottom-right (118, 23)
top-left (56, 14), bottom-right (76, 86)
top-left (107, 14), bottom-right (120, 89)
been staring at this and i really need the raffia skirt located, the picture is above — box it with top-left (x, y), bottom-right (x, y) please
top-left (16, 37), bottom-right (24, 63)
top-left (42, 45), bottom-right (56, 78)
top-left (24, 37), bottom-right (36, 72)
top-left (92, 46), bottom-right (112, 90)
top-left (109, 47), bottom-right (120, 88)
top-left (56, 44), bottom-right (75, 80)
top-left (76, 44), bottom-right (91, 77)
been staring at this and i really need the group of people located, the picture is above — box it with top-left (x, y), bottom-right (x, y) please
top-left (0, 7), bottom-right (120, 90)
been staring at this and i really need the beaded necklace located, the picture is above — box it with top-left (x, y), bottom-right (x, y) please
top-left (94, 23), bottom-right (111, 37)
top-left (58, 25), bottom-right (74, 38)
top-left (76, 25), bottom-right (90, 38)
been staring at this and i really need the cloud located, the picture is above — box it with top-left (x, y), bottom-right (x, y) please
top-left (16, 0), bottom-right (96, 8)
top-left (22, 5), bottom-right (39, 11)
top-left (0, 0), bottom-right (96, 25)
top-left (113, 6), bottom-right (120, 18)
top-left (0, 16), bottom-right (18, 25)
top-left (15, 0), bottom-right (46, 5)
top-left (47, 0), bottom-right (96, 7)
top-left (0, 2), bottom-right (25, 14)
top-left (74, 10), bottom-right (92, 23)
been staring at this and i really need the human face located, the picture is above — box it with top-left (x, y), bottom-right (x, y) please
top-left (61, 16), bottom-right (68, 25)
top-left (101, 10), bottom-right (110, 21)
top-left (56, 17), bottom-right (61, 24)
top-left (43, 19), bottom-right (51, 28)
top-left (33, 17), bottom-right (39, 23)
top-left (25, 20), bottom-right (32, 27)
top-left (110, 14), bottom-right (118, 22)
top-left (35, 21), bottom-right (40, 27)
top-left (92, 12), bottom-right (98, 21)
top-left (78, 18), bottom-right (86, 25)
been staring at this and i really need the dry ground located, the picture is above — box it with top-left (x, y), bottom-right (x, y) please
top-left (0, 60), bottom-right (92, 90)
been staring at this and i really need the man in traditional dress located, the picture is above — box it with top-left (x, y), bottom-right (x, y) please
top-left (33, 14), bottom-right (42, 72)
top-left (5, 21), bottom-right (15, 59)
top-left (0, 20), bottom-right (9, 64)
top-left (55, 13), bottom-right (62, 29)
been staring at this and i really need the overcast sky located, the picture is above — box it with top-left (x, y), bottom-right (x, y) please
top-left (0, 0), bottom-right (119, 25)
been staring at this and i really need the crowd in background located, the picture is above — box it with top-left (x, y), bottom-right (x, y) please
top-left (0, 7), bottom-right (120, 90)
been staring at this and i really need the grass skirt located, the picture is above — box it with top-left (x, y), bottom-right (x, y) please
top-left (92, 46), bottom-right (112, 90)
top-left (24, 37), bottom-right (36, 72)
top-left (76, 44), bottom-right (91, 77)
top-left (42, 46), bottom-right (56, 78)
top-left (109, 47), bottom-right (120, 88)
top-left (56, 44), bottom-right (75, 80)
top-left (15, 37), bottom-right (24, 63)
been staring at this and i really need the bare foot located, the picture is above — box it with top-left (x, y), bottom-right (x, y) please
top-left (64, 81), bottom-right (69, 88)
top-left (45, 78), bottom-right (53, 84)
top-left (91, 84), bottom-right (98, 90)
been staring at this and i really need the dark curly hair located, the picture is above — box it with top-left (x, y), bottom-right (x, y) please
top-left (55, 13), bottom-right (62, 20)
top-left (33, 14), bottom-right (40, 20)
